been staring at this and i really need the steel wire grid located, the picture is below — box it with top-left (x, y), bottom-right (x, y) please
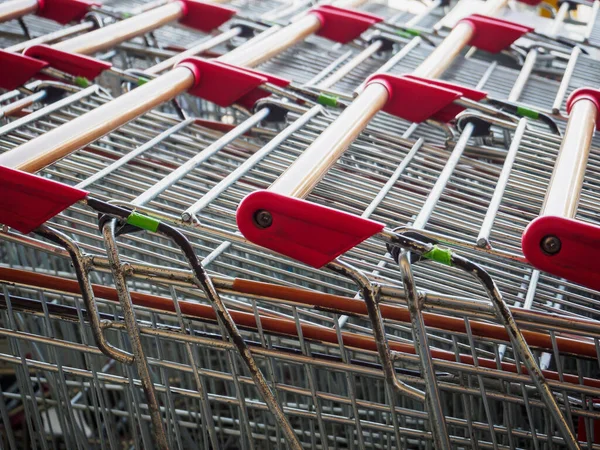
top-left (1, 88), bottom-right (600, 447)
top-left (0, 4), bottom-right (443, 140)
top-left (4, 256), bottom-right (600, 450)
top-left (1, 3), bottom-right (600, 449)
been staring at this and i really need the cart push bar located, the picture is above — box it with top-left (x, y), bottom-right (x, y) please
top-left (0, 1), bottom-right (395, 174)
top-left (522, 87), bottom-right (600, 292)
top-left (0, 0), bottom-right (98, 26)
top-left (0, 0), bottom-right (239, 90)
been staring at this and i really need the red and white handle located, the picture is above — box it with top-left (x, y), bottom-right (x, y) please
top-left (522, 88), bottom-right (600, 291)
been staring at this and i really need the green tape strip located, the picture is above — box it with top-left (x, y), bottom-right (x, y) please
top-left (422, 245), bottom-right (452, 266)
top-left (137, 77), bottom-right (149, 86)
top-left (399, 28), bottom-right (420, 37)
top-left (75, 76), bottom-right (90, 88)
top-left (317, 92), bottom-right (338, 107)
top-left (127, 212), bottom-right (160, 232)
top-left (517, 106), bottom-right (539, 119)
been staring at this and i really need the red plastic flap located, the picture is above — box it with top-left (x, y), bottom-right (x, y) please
top-left (311, 5), bottom-right (383, 44)
top-left (0, 50), bottom-right (47, 90)
top-left (522, 216), bottom-right (600, 291)
top-left (366, 74), bottom-right (462, 123)
top-left (0, 166), bottom-right (88, 234)
top-left (404, 74), bottom-right (488, 122)
top-left (177, 58), bottom-right (270, 107)
top-left (219, 64), bottom-right (291, 109)
top-left (459, 14), bottom-right (533, 53)
top-left (578, 402), bottom-right (600, 444)
top-left (567, 88), bottom-right (600, 130)
top-left (36, 0), bottom-right (99, 25)
top-left (178, 0), bottom-right (237, 32)
top-left (23, 45), bottom-right (111, 80)
top-left (236, 190), bottom-right (384, 268)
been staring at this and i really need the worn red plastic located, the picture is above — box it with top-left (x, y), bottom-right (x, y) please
top-left (177, 58), bottom-right (276, 107)
top-left (0, 50), bottom-right (48, 90)
top-left (36, 0), bottom-right (99, 25)
top-left (178, 0), bottom-right (237, 32)
top-left (578, 403), bottom-right (600, 443)
top-left (567, 87), bottom-right (600, 129)
top-left (311, 5), bottom-right (383, 44)
top-left (0, 166), bottom-right (88, 234)
top-left (404, 75), bottom-right (488, 122)
top-left (366, 74), bottom-right (463, 123)
top-left (522, 216), bottom-right (600, 291)
top-left (236, 190), bottom-right (384, 268)
top-left (220, 64), bottom-right (290, 109)
top-left (24, 45), bottom-right (111, 80)
top-left (459, 14), bottom-right (533, 53)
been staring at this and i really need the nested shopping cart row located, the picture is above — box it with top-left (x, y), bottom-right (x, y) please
top-left (1, 0), bottom-right (600, 449)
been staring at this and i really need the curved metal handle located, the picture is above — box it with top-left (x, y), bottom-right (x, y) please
top-left (0, 0), bottom-right (38, 24)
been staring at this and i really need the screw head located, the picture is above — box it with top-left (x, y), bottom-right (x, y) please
top-left (541, 235), bottom-right (561, 255)
top-left (253, 210), bottom-right (272, 229)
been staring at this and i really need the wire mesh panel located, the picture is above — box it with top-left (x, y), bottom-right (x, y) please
top-left (2, 1), bottom-right (600, 449)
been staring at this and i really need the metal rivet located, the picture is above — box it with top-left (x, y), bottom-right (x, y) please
top-left (541, 235), bottom-right (561, 255)
top-left (254, 210), bottom-right (273, 229)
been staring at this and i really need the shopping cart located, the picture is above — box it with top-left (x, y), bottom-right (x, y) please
top-left (1, 0), bottom-right (600, 449)
top-left (1, 101), bottom-right (600, 448)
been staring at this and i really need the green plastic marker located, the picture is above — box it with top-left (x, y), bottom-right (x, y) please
top-left (127, 211), bottom-right (160, 232)
top-left (317, 92), bottom-right (338, 107)
top-left (516, 106), bottom-right (539, 120)
top-left (422, 245), bottom-right (452, 266)
top-left (75, 76), bottom-right (91, 88)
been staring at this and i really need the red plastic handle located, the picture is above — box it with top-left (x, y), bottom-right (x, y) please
top-left (178, 0), bottom-right (237, 32)
top-left (522, 216), bottom-right (600, 291)
top-left (236, 190), bottom-right (384, 268)
top-left (0, 50), bottom-right (48, 90)
top-left (0, 166), bottom-right (88, 234)
top-left (403, 75), bottom-right (488, 122)
top-left (24, 45), bottom-right (111, 80)
top-left (365, 74), bottom-right (462, 123)
top-left (36, 0), bottom-right (99, 25)
top-left (459, 14), bottom-right (533, 53)
top-left (567, 88), bottom-right (600, 130)
top-left (310, 5), bottom-right (383, 44)
top-left (177, 58), bottom-right (290, 108)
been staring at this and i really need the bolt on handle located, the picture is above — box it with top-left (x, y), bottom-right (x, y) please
top-left (522, 88), bottom-right (600, 291)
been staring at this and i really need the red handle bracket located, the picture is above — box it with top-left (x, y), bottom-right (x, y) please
top-left (24, 45), bottom-right (112, 80)
top-left (36, 0), bottom-right (100, 25)
top-left (0, 166), bottom-right (88, 234)
top-left (236, 190), bottom-right (384, 268)
top-left (218, 62), bottom-right (291, 110)
top-left (310, 5), bottom-right (383, 44)
top-left (0, 50), bottom-right (48, 90)
top-left (403, 75), bottom-right (488, 122)
top-left (567, 87), bottom-right (600, 129)
top-left (365, 74), bottom-right (487, 123)
top-left (458, 14), bottom-right (533, 53)
top-left (178, 0), bottom-right (237, 32)
top-left (522, 216), bottom-right (600, 291)
top-left (177, 58), bottom-right (290, 108)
